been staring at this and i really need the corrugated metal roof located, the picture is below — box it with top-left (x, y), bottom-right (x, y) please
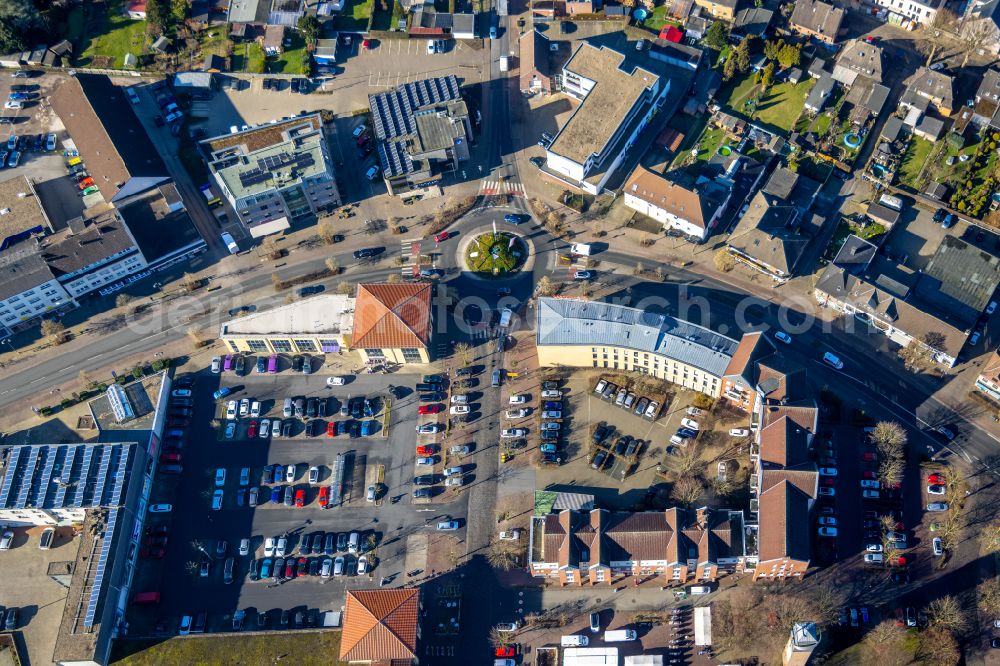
top-left (536, 298), bottom-right (737, 376)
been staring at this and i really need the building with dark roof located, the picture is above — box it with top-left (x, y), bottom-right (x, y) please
top-left (368, 76), bottom-right (471, 196)
top-left (789, 0), bottom-right (844, 43)
top-left (733, 6), bottom-right (773, 39)
top-left (528, 507), bottom-right (745, 585)
top-left (352, 283), bottom-right (433, 365)
top-left (50, 74), bottom-right (171, 204)
top-left (832, 40), bottom-right (884, 87)
top-left (200, 114), bottom-right (340, 237)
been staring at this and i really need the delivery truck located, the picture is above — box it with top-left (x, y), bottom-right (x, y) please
top-left (571, 243), bottom-right (592, 256)
top-left (604, 629), bottom-right (637, 642)
top-left (499, 56), bottom-right (509, 72)
top-left (221, 232), bottom-right (240, 255)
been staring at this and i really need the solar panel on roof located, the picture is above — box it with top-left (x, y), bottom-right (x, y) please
top-left (54, 445), bottom-right (77, 508)
top-left (84, 507), bottom-right (120, 627)
top-left (108, 448), bottom-right (129, 506)
top-left (0, 447), bottom-right (22, 508)
top-left (74, 446), bottom-right (94, 507)
top-left (90, 446), bottom-right (112, 508)
top-left (35, 445), bottom-right (57, 509)
top-left (15, 447), bottom-right (38, 509)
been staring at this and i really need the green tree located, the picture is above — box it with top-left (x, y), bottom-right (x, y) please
top-left (760, 62), bottom-right (775, 90)
top-left (723, 54), bottom-right (738, 81)
top-left (298, 14), bottom-right (320, 42)
top-left (171, 0), bottom-right (189, 22)
top-left (703, 21), bottom-right (729, 50)
top-left (0, 0), bottom-right (44, 54)
top-left (734, 39), bottom-right (751, 73)
top-left (763, 39), bottom-right (781, 61)
top-left (146, 0), bottom-right (171, 32)
top-left (777, 42), bottom-right (801, 68)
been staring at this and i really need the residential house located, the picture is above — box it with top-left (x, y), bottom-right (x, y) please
top-left (686, 14), bottom-right (712, 39)
top-left (127, 0), bottom-right (147, 19)
top-left (528, 507), bottom-right (745, 586)
top-left (263, 25), bottom-right (285, 56)
top-left (410, 10), bottom-right (476, 38)
top-left (866, 202), bottom-right (900, 227)
top-left (975, 350), bottom-right (1000, 401)
top-left (902, 67), bottom-right (954, 116)
top-left (339, 589), bottom-right (420, 665)
top-left (831, 39), bottom-right (883, 87)
top-left (693, 0), bottom-right (738, 21)
top-left (814, 236), bottom-right (1000, 366)
top-left (269, 0), bottom-right (304, 25)
top-left (649, 39), bottom-right (703, 71)
top-left (971, 68), bottom-right (1000, 129)
top-left (519, 29), bottom-right (560, 94)
top-left (369, 76), bottom-right (471, 196)
top-left (788, 0), bottom-right (844, 44)
top-left (200, 114), bottom-right (341, 237)
top-left (924, 181), bottom-right (948, 202)
top-left (352, 283), bottom-right (434, 365)
top-left (50, 74), bottom-right (172, 204)
top-left (719, 331), bottom-right (777, 411)
top-left (733, 7), bottom-right (773, 40)
top-left (668, 0), bottom-right (696, 21)
top-left (229, 0), bottom-right (269, 23)
top-left (219, 294), bottom-right (355, 355)
top-left (566, 0), bottom-right (603, 14)
top-left (623, 165), bottom-right (732, 241)
top-left (544, 42), bottom-right (673, 194)
top-left (871, 0), bottom-right (941, 26)
top-left (804, 74), bottom-right (835, 113)
top-left (535, 297), bottom-right (745, 398)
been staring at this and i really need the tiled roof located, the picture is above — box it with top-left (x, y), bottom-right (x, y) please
top-left (624, 165), bottom-right (724, 230)
top-left (757, 481), bottom-right (812, 563)
top-left (755, 355), bottom-right (808, 402)
top-left (758, 416), bottom-right (811, 468)
top-left (722, 331), bottom-right (773, 384)
top-left (542, 513), bottom-right (566, 564)
top-left (340, 589), bottom-right (420, 662)
top-left (789, 0), bottom-right (843, 38)
top-left (604, 512), bottom-right (674, 562)
top-left (352, 283), bottom-right (432, 350)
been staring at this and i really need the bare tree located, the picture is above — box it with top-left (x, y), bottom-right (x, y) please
top-left (917, 10), bottom-right (958, 66)
top-left (387, 273), bottom-right (401, 284)
top-left (186, 326), bottom-right (206, 348)
top-left (40, 318), bottom-right (68, 345)
top-left (454, 342), bottom-right (473, 367)
top-left (917, 627), bottom-right (960, 663)
top-left (325, 257), bottom-right (341, 274)
top-left (182, 273), bottom-right (200, 292)
top-left (317, 220), bottom-right (339, 244)
top-left (486, 541), bottom-right (520, 571)
top-left (260, 236), bottom-right (281, 260)
top-left (270, 273), bottom-right (284, 291)
top-left (336, 281), bottom-right (355, 296)
top-left (714, 249), bottom-right (736, 272)
top-left (878, 456), bottom-right (905, 488)
top-left (115, 293), bottom-right (134, 310)
top-left (871, 421), bottom-right (907, 459)
top-left (665, 445), bottom-right (703, 477)
top-left (981, 522), bottom-right (1000, 554)
top-left (671, 476), bottom-right (704, 507)
top-left (926, 595), bottom-right (968, 634)
top-left (78, 369), bottom-right (94, 390)
top-left (860, 620), bottom-right (909, 666)
top-left (960, 20), bottom-right (994, 66)
top-left (489, 627), bottom-right (514, 648)
top-left (979, 580), bottom-right (1000, 616)
top-left (536, 275), bottom-right (558, 297)
top-left (633, 261), bottom-right (645, 276)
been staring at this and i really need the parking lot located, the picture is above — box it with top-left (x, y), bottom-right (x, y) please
top-left (130, 362), bottom-right (475, 634)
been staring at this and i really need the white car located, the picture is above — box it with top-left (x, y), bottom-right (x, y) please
top-left (988, 301), bottom-right (998, 315)
top-left (499, 529), bottom-right (522, 540)
top-left (540, 422), bottom-right (560, 431)
top-left (445, 476), bottom-right (465, 486)
top-left (541, 411), bottom-right (562, 419)
top-left (509, 394), bottom-right (528, 405)
top-left (818, 526), bottom-right (838, 537)
top-left (309, 466), bottom-right (320, 484)
top-left (932, 537), bottom-right (943, 556)
top-left (357, 554), bottom-right (369, 574)
top-left (865, 543), bottom-right (882, 553)
top-left (929, 61), bottom-right (946, 71)
top-left (172, 389), bottom-right (192, 397)
top-left (416, 457), bottom-right (435, 465)
top-left (862, 489), bottom-right (880, 499)
top-left (149, 503), bottom-right (172, 513)
top-left (450, 405), bottom-right (470, 415)
top-left (729, 428), bottom-right (750, 437)
top-left (326, 376), bottom-right (346, 386)
top-left (819, 467), bottom-right (837, 477)
top-left (276, 537), bottom-right (287, 557)
top-left (680, 418), bottom-right (700, 431)
top-left (286, 465), bottom-right (296, 483)
top-left (250, 401), bottom-right (261, 418)
top-left (215, 468), bottom-right (226, 487)
top-left (239, 538), bottom-right (250, 556)
top-left (226, 400), bottom-right (238, 420)
top-left (449, 445), bottom-right (471, 455)
top-left (259, 418), bottom-right (270, 438)
top-left (426, 39), bottom-right (437, 54)
top-left (444, 466), bottom-right (462, 477)
top-left (501, 428), bottom-right (527, 438)
top-left (211, 356), bottom-right (222, 373)
top-left (594, 379), bottom-right (608, 394)
top-left (574, 270), bottom-right (592, 280)
top-left (437, 520), bottom-right (460, 530)
top-left (505, 408), bottom-right (528, 419)
top-left (860, 479), bottom-right (879, 489)
top-left (416, 423), bottom-right (443, 434)
top-left (818, 487), bottom-right (835, 497)
top-left (0, 530), bottom-right (13, 550)
top-left (926, 502), bottom-right (949, 512)
top-left (774, 331), bottom-right (792, 344)
top-left (366, 485), bottom-right (377, 502)
top-left (818, 516), bottom-right (837, 526)
top-left (541, 390), bottom-right (563, 398)
top-left (239, 399), bottom-right (250, 417)
top-left (264, 537), bottom-right (276, 557)
top-left (451, 395), bottom-right (468, 404)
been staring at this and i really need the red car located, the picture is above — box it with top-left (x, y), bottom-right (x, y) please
top-left (285, 560), bottom-right (296, 579)
top-left (141, 547), bottom-right (166, 559)
top-left (418, 404), bottom-right (443, 414)
top-left (356, 134), bottom-right (370, 147)
top-left (416, 445), bottom-right (436, 456)
top-left (327, 422), bottom-right (337, 437)
top-left (928, 473), bottom-right (943, 485)
top-left (434, 231), bottom-right (451, 243)
top-left (362, 38), bottom-right (371, 49)
top-left (495, 647), bottom-right (515, 657)
top-left (862, 470), bottom-right (876, 479)
top-left (820, 477), bottom-right (835, 487)
top-left (862, 452), bottom-right (877, 462)
top-left (294, 489), bottom-right (305, 507)
top-left (160, 452), bottom-right (181, 463)
top-left (318, 486), bottom-right (330, 508)
top-left (248, 420), bottom-right (258, 438)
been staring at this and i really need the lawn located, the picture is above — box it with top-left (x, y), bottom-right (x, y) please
top-left (268, 32), bottom-right (309, 75)
top-left (642, 5), bottom-right (680, 32)
top-left (898, 136), bottom-right (934, 189)
top-left (812, 112), bottom-right (833, 137)
top-left (695, 126), bottom-right (729, 162)
top-left (336, 0), bottom-right (374, 31)
top-left (466, 233), bottom-right (525, 276)
top-left (200, 24), bottom-right (231, 58)
top-left (232, 42), bottom-right (265, 73)
top-left (110, 632), bottom-right (347, 665)
top-left (77, 0), bottom-right (149, 69)
top-left (722, 73), bottom-right (814, 134)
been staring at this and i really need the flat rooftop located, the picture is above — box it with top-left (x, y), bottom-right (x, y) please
top-left (221, 294), bottom-right (356, 337)
top-left (549, 43), bottom-right (660, 165)
top-left (88, 371), bottom-right (165, 435)
top-left (0, 176), bottom-right (52, 250)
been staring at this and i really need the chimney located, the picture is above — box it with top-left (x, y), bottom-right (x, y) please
top-left (695, 507), bottom-right (709, 529)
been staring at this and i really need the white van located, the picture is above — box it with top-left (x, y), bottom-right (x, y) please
top-left (221, 232), bottom-right (240, 255)
top-left (822, 351), bottom-right (844, 370)
top-left (689, 585), bottom-right (712, 595)
top-left (561, 635), bottom-right (589, 646)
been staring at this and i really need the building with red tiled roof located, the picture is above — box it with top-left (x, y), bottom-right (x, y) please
top-left (975, 350), bottom-right (1000, 402)
top-left (720, 331), bottom-right (775, 411)
top-left (529, 507), bottom-right (745, 586)
top-left (352, 283), bottom-right (433, 365)
top-left (340, 588), bottom-right (421, 664)
top-left (127, 0), bottom-right (147, 18)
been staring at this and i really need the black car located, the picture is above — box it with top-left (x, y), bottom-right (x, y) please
top-left (541, 453), bottom-right (562, 465)
top-left (414, 475), bottom-right (435, 486)
top-left (263, 78), bottom-right (273, 90)
top-left (311, 533), bottom-right (324, 554)
top-left (306, 397), bottom-right (318, 418)
top-left (350, 397), bottom-right (364, 419)
top-left (280, 610), bottom-right (290, 627)
top-left (357, 145), bottom-right (373, 159)
top-left (353, 247), bottom-right (382, 259)
top-left (349, 421), bottom-right (361, 438)
top-left (308, 558), bottom-right (320, 576)
top-left (413, 488), bottom-right (433, 498)
top-left (591, 451), bottom-right (608, 469)
top-left (329, 234), bottom-right (345, 243)
top-left (291, 78), bottom-right (300, 92)
top-left (305, 419), bottom-right (322, 437)
top-left (298, 285), bottom-right (324, 297)
top-left (325, 533), bottom-right (335, 555)
top-left (542, 381), bottom-right (559, 390)
top-left (281, 420), bottom-right (293, 437)
top-left (614, 436), bottom-right (631, 456)
top-left (292, 355), bottom-right (304, 372)
top-left (624, 439), bottom-right (639, 457)
top-left (418, 393), bottom-right (445, 402)
top-left (335, 420), bottom-right (349, 436)
top-left (455, 366), bottom-right (474, 377)
top-left (256, 356), bottom-right (267, 373)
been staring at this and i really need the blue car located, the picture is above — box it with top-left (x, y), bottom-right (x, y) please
top-left (270, 487), bottom-right (282, 504)
top-left (213, 386), bottom-right (232, 400)
top-left (544, 401), bottom-right (562, 410)
top-left (360, 420), bottom-right (377, 437)
top-left (676, 428), bottom-right (697, 439)
top-left (504, 213), bottom-right (527, 224)
top-left (256, 356), bottom-right (266, 373)
top-left (260, 558), bottom-right (272, 578)
top-left (540, 443), bottom-right (559, 453)
top-left (7, 92), bottom-right (28, 101)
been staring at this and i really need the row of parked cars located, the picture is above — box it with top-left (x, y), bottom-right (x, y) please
top-left (414, 375), bottom-right (467, 492)
top-left (594, 379), bottom-right (659, 420)
top-left (590, 422), bottom-right (643, 472)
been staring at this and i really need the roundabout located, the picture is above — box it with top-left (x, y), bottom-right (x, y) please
top-left (463, 231), bottom-right (526, 278)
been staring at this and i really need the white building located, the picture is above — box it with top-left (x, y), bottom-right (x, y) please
top-left (545, 42), bottom-right (671, 195)
top-left (623, 165), bottom-right (731, 241)
top-left (872, 0), bottom-right (941, 26)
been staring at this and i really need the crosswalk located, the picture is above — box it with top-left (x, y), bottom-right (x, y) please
top-left (399, 238), bottom-right (423, 278)
top-left (478, 179), bottom-right (526, 197)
